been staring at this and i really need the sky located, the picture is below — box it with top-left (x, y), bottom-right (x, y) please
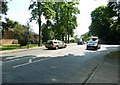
top-left (5, 0), bottom-right (108, 37)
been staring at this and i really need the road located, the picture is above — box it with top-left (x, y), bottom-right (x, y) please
top-left (1, 43), bottom-right (119, 84)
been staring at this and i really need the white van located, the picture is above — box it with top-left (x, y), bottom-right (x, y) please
top-left (86, 36), bottom-right (100, 50)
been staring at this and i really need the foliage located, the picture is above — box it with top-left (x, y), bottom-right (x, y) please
top-left (106, 50), bottom-right (120, 60)
top-left (0, 44), bottom-right (38, 51)
top-left (0, 1), bottom-right (8, 15)
top-left (13, 23), bottom-right (28, 46)
top-left (2, 18), bottom-right (18, 38)
top-left (89, 2), bottom-right (120, 44)
top-left (13, 22), bottom-right (39, 46)
top-left (51, 2), bottom-right (80, 42)
top-left (1, 17), bottom-right (38, 46)
top-left (2, 18), bottom-right (18, 30)
top-left (42, 23), bottom-right (54, 42)
top-left (29, 1), bottom-right (80, 43)
top-left (80, 32), bottom-right (90, 42)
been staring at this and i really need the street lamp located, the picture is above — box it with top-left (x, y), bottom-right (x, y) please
top-left (27, 22), bottom-right (30, 49)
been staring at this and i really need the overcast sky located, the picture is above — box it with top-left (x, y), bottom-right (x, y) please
top-left (5, 0), bottom-right (108, 37)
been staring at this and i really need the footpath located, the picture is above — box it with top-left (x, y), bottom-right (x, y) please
top-left (87, 52), bottom-right (119, 84)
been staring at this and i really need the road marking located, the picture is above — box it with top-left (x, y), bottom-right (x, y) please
top-left (3, 56), bottom-right (36, 63)
top-left (3, 57), bottom-right (28, 63)
top-left (12, 57), bottom-right (51, 68)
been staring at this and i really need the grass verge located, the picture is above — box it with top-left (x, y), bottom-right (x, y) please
top-left (0, 44), bottom-right (39, 51)
top-left (106, 50), bottom-right (120, 61)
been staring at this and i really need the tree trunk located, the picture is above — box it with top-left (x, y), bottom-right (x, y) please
top-left (38, 2), bottom-right (41, 47)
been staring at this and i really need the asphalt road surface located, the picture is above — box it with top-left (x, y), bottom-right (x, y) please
top-left (1, 43), bottom-right (119, 84)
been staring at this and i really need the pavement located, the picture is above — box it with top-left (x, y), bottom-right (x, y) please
top-left (87, 53), bottom-right (119, 84)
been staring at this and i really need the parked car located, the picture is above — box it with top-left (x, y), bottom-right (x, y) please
top-left (86, 36), bottom-right (100, 50)
top-left (45, 40), bottom-right (67, 50)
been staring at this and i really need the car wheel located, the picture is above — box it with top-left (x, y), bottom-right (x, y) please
top-left (55, 46), bottom-right (58, 50)
top-left (64, 45), bottom-right (67, 48)
top-left (96, 46), bottom-right (98, 50)
top-left (47, 48), bottom-right (50, 50)
top-left (86, 46), bottom-right (89, 50)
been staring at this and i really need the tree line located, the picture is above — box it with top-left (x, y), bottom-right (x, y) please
top-left (1, 18), bottom-right (38, 46)
top-left (29, 1), bottom-right (80, 45)
top-left (89, 1), bottom-right (120, 44)
top-left (1, 1), bottom-right (80, 46)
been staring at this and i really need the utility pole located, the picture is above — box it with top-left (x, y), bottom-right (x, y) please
top-left (27, 22), bottom-right (30, 49)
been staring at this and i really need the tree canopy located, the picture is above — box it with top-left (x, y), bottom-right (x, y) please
top-left (89, 1), bottom-right (120, 44)
top-left (29, 1), bottom-right (80, 43)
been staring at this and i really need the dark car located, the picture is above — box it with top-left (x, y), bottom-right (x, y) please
top-left (77, 40), bottom-right (83, 45)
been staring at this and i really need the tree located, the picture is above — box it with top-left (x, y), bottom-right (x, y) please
top-left (29, 1), bottom-right (80, 44)
top-left (42, 23), bottom-right (54, 43)
top-left (29, 1), bottom-right (55, 46)
top-left (0, 1), bottom-right (8, 16)
top-left (81, 32), bottom-right (90, 42)
top-left (13, 22), bottom-right (37, 46)
top-left (89, 4), bottom-right (120, 44)
top-left (2, 18), bottom-right (18, 38)
top-left (107, 1), bottom-right (120, 43)
top-left (51, 2), bottom-right (80, 42)
top-left (107, 1), bottom-right (120, 22)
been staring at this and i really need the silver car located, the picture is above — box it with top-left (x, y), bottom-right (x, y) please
top-left (45, 40), bottom-right (67, 50)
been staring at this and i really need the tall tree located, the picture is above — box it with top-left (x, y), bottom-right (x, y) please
top-left (29, 1), bottom-right (80, 44)
top-left (29, 1), bottom-right (55, 46)
top-left (51, 2), bottom-right (80, 42)
top-left (89, 4), bottom-right (120, 44)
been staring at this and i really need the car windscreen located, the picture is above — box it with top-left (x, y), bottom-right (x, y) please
top-left (92, 38), bottom-right (97, 41)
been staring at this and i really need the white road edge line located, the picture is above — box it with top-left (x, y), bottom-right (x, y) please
top-left (12, 57), bottom-right (51, 68)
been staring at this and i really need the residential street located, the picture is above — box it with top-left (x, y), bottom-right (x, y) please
top-left (1, 43), bottom-right (119, 84)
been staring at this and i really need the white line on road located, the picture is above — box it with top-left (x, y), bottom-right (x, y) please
top-left (12, 57), bottom-right (51, 68)
top-left (4, 57), bottom-right (31, 63)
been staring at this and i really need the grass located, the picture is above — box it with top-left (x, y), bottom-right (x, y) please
top-left (106, 50), bottom-right (120, 61)
top-left (0, 44), bottom-right (39, 51)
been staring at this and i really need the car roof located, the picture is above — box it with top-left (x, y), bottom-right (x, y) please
top-left (91, 36), bottom-right (98, 39)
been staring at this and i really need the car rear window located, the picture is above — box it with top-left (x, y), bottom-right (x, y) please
top-left (53, 42), bottom-right (58, 44)
top-left (47, 41), bottom-right (53, 44)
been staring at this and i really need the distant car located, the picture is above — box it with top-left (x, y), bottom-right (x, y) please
top-left (86, 36), bottom-right (100, 50)
top-left (45, 40), bottom-right (67, 50)
top-left (77, 40), bottom-right (83, 45)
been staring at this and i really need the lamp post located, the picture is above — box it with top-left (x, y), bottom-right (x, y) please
top-left (27, 22), bottom-right (30, 49)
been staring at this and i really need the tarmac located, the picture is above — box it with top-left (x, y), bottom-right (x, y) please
top-left (0, 46), bottom-right (119, 84)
